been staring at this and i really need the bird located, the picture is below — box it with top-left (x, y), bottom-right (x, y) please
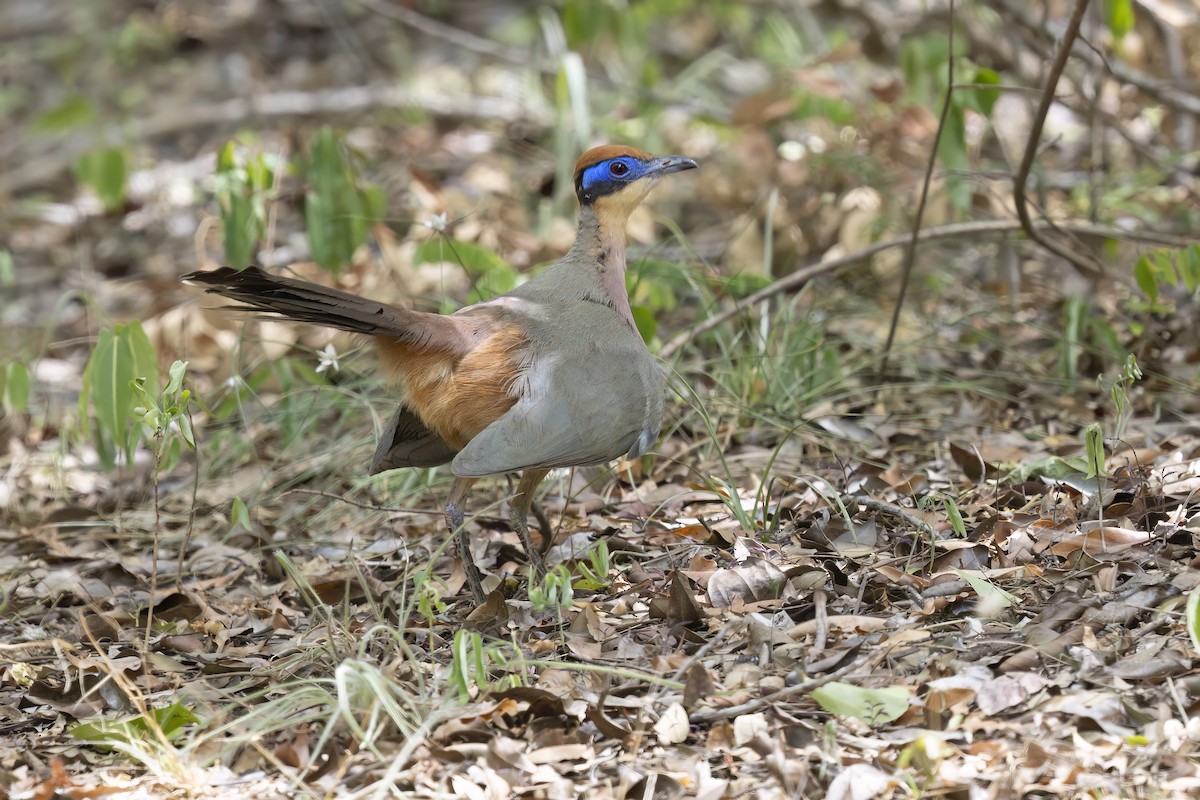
top-left (184, 145), bottom-right (698, 603)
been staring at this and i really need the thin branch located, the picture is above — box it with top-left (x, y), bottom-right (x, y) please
top-left (658, 219), bottom-right (1195, 360)
top-left (173, 408), bottom-right (201, 588)
top-left (2, 86), bottom-right (552, 197)
top-left (145, 432), bottom-right (163, 651)
top-left (854, 496), bottom-right (938, 541)
top-left (993, 0), bottom-right (1200, 116)
top-left (690, 655), bottom-right (861, 724)
top-left (879, 0), bottom-right (957, 377)
top-left (352, 0), bottom-right (548, 70)
top-left (1012, 0), bottom-right (1104, 279)
top-left (284, 488), bottom-right (444, 517)
top-left (284, 487), bottom-right (519, 528)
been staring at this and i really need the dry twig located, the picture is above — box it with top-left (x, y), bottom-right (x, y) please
top-left (1011, 0), bottom-right (1106, 280)
top-left (659, 219), bottom-right (1191, 359)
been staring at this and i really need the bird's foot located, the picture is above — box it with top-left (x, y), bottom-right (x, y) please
top-left (446, 501), bottom-right (486, 604)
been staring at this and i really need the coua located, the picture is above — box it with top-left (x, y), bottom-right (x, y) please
top-left (185, 145), bottom-right (698, 602)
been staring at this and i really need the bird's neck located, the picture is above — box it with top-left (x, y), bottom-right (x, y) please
top-left (571, 205), bottom-right (635, 331)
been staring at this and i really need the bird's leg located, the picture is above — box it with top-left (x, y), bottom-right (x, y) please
top-left (512, 469), bottom-right (551, 579)
top-left (445, 476), bottom-right (484, 603)
top-left (531, 501), bottom-right (554, 555)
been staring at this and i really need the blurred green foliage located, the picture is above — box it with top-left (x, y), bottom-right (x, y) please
top-left (304, 127), bottom-right (387, 275)
top-left (0, 250), bottom-right (14, 288)
top-left (413, 238), bottom-right (518, 305)
top-left (33, 95), bottom-right (96, 132)
top-left (71, 701), bottom-right (199, 751)
top-left (1058, 295), bottom-right (1124, 382)
top-left (78, 321), bottom-right (158, 469)
top-left (130, 359), bottom-right (196, 474)
top-left (74, 146), bottom-right (129, 212)
top-left (215, 142), bottom-right (282, 269)
top-left (1104, 0), bottom-right (1135, 40)
top-left (1134, 244), bottom-right (1200, 306)
top-left (900, 33), bottom-right (999, 213)
top-left (2, 361), bottom-right (31, 415)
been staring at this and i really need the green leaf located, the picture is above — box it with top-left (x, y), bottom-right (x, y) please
top-left (89, 329), bottom-right (124, 442)
top-left (217, 140), bottom-right (237, 173)
top-left (82, 322), bottom-right (159, 468)
top-left (967, 67), bottom-right (1000, 117)
top-left (33, 96), bottom-right (96, 132)
top-left (309, 127), bottom-right (342, 193)
top-left (0, 250), bottom-right (14, 287)
top-left (362, 185), bottom-right (388, 226)
top-left (1083, 422), bottom-right (1107, 479)
top-left (178, 413), bottom-right (195, 449)
top-left (1187, 589), bottom-right (1200, 657)
top-left (124, 321), bottom-right (158, 392)
top-left (627, 258), bottom-right (693, 313)
top-left (413, 239), bottom-right (517, 301)
top-left (449, 629), bottom-right (481, 701)
top-left (630, 280), bottom-right (676, 313)
top-left (215, 143), bottom-right (273, 268)
top-left (223, 193), bottom-right (256, 268)
top-left (1152, 249), bottom-right (1178, 287)
top-left (3, 361), bottom-right (31, 413)
top-left (1005, 454), bottom-right (1090, 482)
top-left (161, 436), bottom-right (183, 472)
top-left (412, 238), bottom-right (509, 274)
top-left (129, 376), bottom-right (154, 416)
top-left (937, 102), bottom-right (970, 212)
top-left (301, 128), bottom-right (384, 275)
top-left (74, 147), bottom-right (129, 212)
top-left (71, 702), bottom-right (199, 750)
top-left (1178, 245), bottom-right (1200, 292)
top-left (940, 495), bottom-right (967, 538)
top-left (305, 190), bottom-right (334, 271)
top-left (247, 152), bottom-right (278, 190)
top-left (1104, 0), bottom-right (1134, 39)
top-left (954, 570), bottom-right (1018, 610)
top-left (231, 496), bottom-right (251, 532)
top-left (720, 272), bottom-right (773, 299)
top-left (630, 305), bottom-right (657, 343)
top-left (811, 681), bottom-right (909, 725)
top-left (1133, 254), bottom-right (1157, 302)
top-left (164, 360), bottom-right (188, 399)
top-left (94, 428), bottom-right (117, 471)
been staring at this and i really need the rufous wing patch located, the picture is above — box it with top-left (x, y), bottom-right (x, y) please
top-left (573, 145), bottom-right (652, 185)
top-left (375, 325), bottom-right (528, 451)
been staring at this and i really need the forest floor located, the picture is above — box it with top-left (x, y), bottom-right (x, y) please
top-left (3, 1), bottom-right (1200, 798)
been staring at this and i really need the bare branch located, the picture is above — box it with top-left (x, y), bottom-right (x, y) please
top-left (658, 219), bottom-right (1195, 360)
top-left (879, 0), bottom-right (957, 377)
top-left (1011, 0), bottom-right (1105, 280)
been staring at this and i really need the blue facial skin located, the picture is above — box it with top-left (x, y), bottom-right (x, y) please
top-left (577, 158), bottom-right (650, 204)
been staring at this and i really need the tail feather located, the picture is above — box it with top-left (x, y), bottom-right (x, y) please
top-left (183, 266), bottom-right (465, 351)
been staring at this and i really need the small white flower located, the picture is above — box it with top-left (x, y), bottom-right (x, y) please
top-left (425, 212), bottom-right (448, 233)
top-left (225, 374), bottom-right (245, 390)
top-left (315, 343), bottom-right (340, 375)
top-left (777, 140), bottom-right (806, 161)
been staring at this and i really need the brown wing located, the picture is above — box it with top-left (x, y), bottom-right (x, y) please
top-left (370, 404), bottom-right (458, 473)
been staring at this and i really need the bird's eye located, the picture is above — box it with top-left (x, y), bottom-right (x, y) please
top-left (609, 161), bottom-right (629, 177)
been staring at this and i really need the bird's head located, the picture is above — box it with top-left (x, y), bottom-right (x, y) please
top-left (573, 145), bottom-right (698, 219)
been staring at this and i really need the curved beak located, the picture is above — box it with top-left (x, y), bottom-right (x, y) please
top-left (646, 155), bottom-right (699, 176)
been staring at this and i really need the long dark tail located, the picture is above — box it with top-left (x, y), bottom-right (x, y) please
top-left (183, 266), bottom-right (461, 349)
